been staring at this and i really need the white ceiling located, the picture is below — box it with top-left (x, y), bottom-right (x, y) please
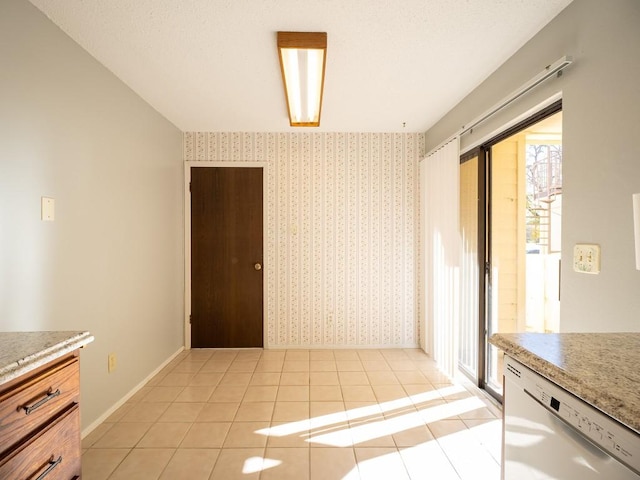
top-left (29, 0), bottom-right (573, 133)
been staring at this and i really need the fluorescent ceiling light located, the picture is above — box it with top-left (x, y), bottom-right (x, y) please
top-left (277, 32), bottom-right (327, 127)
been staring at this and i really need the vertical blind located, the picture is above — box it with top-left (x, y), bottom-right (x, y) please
top-left (421, 138), bottom-right (460, 378)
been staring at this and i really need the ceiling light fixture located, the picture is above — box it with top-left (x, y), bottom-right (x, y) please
top-left (277, 31), bottom-right (327, 127)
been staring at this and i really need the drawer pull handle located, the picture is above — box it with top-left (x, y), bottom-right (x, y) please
top-left (36, 456), bottom-right (62, 480)
top-left (23, 388), bottom-right (61, 415)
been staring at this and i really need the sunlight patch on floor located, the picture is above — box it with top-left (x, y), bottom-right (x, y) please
top-left (307, 396), bottom-right (487, 447)
top-left (258, 384), bottom-right (470, 440)
top-left (243, 456), bottom-right (281, 473)
top-left (256, 390), bottom-right (489, 449)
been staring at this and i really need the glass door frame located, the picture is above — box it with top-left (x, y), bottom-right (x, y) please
top-left (458, 147), bottom-right (488, 387)
top-left (459, 100), bottom-right (563, 402)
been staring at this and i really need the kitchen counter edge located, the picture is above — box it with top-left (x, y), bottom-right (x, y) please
top-left (0, 331), bottom-right (94, 386)
top-left (489, 332), bottom-right (640, 434)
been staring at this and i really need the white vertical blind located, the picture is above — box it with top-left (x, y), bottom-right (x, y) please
top-left (421, 138), bottom-right (460, 378)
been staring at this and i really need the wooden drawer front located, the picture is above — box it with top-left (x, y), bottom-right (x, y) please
top-left (0, 404), bottom-right (80, 480)
top-left (0, 358), bottom-right (79, 456)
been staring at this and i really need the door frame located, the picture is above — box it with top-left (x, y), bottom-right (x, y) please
top-left (458, 146), bottom-right (488, 388)
top-left (184, 161), bottom-right (268, 350)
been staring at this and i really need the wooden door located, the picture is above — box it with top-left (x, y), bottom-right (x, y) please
top-left (190, 167), bottom-right (263, 348)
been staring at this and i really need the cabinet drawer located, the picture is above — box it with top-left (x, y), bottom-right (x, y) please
top-left (0, 357), bottom-right (79, 456)
top-left (0, 403), bottom-right (81, 480)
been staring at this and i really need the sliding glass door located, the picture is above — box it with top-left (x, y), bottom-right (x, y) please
top-left (486, 109), bottom-right (563, 396)
top-left (459, 103), bottom-right (562, 399)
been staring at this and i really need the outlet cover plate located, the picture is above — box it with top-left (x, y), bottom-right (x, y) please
top-left (41, 197), bottom-right (55, 221)
top-left (573, 244), bottom-right (600, 274)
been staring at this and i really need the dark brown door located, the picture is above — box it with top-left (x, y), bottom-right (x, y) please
top-left (191, 167), bottom-right (263, 348)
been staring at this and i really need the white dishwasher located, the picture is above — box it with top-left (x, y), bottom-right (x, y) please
top-left (503, 356), bottom-right (640, 479)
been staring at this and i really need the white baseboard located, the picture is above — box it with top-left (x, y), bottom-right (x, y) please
top-left (81, 346), bottom-right (185, 439)
top-left (265, 343), bottom-right (421, 350)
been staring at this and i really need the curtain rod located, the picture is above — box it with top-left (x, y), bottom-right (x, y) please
top-left (460, 55), bottom-right (572, 136)
top-left (425, 55), bottom-right (573, 157)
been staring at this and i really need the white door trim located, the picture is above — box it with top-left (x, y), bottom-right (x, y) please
top-left (184, 161), bottom-right (268, 350)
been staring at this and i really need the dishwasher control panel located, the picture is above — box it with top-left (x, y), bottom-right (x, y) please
top-left (505, 358), bottom-right (640, 475)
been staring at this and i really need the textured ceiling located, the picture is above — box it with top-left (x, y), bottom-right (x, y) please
top-left (28, 0), bottom-right (573, 132)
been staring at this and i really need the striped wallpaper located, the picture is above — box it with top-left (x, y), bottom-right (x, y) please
top-left (184, 132), bottom-right (424, 348)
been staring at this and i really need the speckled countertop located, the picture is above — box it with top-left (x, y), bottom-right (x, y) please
top-left (490, 332), bottom-right (640, 434)
top-left (0, 331), bottom-right (94, 386)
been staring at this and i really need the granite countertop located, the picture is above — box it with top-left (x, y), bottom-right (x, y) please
top-left (490, 332), bottom-right (640, 434)
top-left (0, 331), bottom-right (94, 386)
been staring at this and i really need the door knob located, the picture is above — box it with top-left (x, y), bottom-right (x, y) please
top-left (254, 263), bottom-right (262, 271)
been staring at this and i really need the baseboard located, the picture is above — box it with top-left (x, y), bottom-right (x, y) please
top-left (81, 346), bottom-right (185, 438)
top-left (265, 343), bottom-right (421, 350)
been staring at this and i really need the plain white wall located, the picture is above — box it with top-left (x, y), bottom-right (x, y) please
top-left (424, 0), bottom-right (640, 332)
top-left (0, 0), bottom-right (184, 429)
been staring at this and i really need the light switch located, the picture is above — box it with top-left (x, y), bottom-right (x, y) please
top-left (633, 193), bottom-right (640, 270)
top-left (41, 197), bottom-right (55, 221)
top-left (573, 244), bottom-right (600, 274)
top-left (108, 353), bottom-right (117, 373)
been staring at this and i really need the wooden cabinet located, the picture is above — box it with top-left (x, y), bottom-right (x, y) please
top-left (0, 351), bottom-right (82, 479)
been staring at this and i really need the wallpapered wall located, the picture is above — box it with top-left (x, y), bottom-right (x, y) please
top-left (184, 132), bottom-right (425, 348)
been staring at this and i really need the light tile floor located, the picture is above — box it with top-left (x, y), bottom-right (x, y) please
top-left (82, 349), bottom-right (502, 479)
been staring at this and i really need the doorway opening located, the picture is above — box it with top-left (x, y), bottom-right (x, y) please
top-left (459, 102), bottom-right (563, 399)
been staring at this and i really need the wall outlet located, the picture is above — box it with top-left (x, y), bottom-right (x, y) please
top-left (108, 353), bottom-right (117, 373)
